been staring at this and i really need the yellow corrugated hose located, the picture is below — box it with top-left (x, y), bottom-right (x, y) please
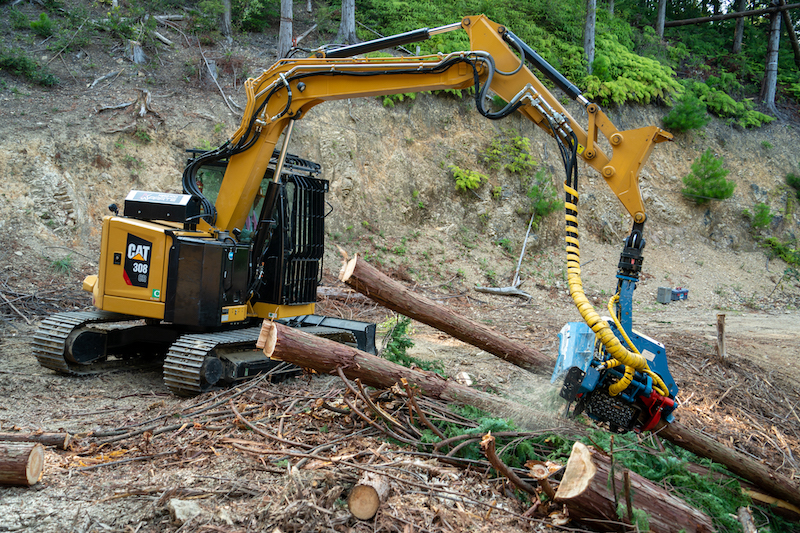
top-left (564, 183), bottom-right (669, 397)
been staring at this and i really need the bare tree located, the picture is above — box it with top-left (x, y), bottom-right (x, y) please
top-left (656, 0), bottom-right (668, 38)
top-left (760, 0), bottom-right (782, 115)
top-left (733, 0), bottom-right (746, 53)
top-left (278, 0), bottom-right (293, 58)
top-left (222, 0), bottom-right (232, 41)
top-left (584, 0), bottom-right (596, 74)
top-left (335, 0), bottom-right (359, 45)
top-left (779, 0), bottom-right (800, 69)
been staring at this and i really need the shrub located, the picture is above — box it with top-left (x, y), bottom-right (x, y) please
top-left (688, 80), bottom-right (773, 128)
top-left (482, 129), bottom-right (537, 174)
top-left (787, 171), bottom-right (800, 200)
top-left (662, 93), bottom-right (709, 132)
top-left (526, 169), bottom-right (563, 229)
top-left (743, 202), bottom-right (771, 229)
top-left (448, 165), bottom-right (487, 192)
top-left (30, 13), bottom-right (55, 37)
top-left (682, 149), bottom-right (735, 204)
top-left (0, 48), bottom-right (59, 86)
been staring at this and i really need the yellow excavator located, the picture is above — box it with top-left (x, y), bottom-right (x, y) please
top-left (34, 15), bottom-right (677, 431)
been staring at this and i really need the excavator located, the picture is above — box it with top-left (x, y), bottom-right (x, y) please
top-left (33, 15), bottom-right (677, 433)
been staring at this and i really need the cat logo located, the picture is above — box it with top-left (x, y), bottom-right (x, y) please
top-left (123, 234), bottom-right (152, 288)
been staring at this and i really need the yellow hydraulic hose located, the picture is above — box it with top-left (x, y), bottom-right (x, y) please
top-left (564, 183), bottom-right (669, 397)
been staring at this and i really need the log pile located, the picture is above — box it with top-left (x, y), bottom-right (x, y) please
top-left (332, 254), bottom-right (800, 515)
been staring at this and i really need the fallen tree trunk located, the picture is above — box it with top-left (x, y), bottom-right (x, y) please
top-left (0, 432), bottom-right (71, 450)
top-left (657, 420), bottom-right (800, 511)
top-left (555, 442), bottom-right (715, 533)
top-left (348, 471), bottom-right (390, 520)
top-left (0, 442), bottom-right (44, 486)
top-left (258, 321), bottom-right (527, 417)
top-left (338, 253), bottom-right (800, 511)
top-left (339, 254), bottom-right (550, 373)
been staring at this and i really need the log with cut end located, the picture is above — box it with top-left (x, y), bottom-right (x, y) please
top-left (0, 432), bottom-right (71, 450)
top-left (0, 442), bottom-right (45, 486)
top-left (348, 472), bottom-right (390, 520)
top-left (258, 321), bottom-right (527, 417)
top-left (555, 442), bottom-right (714, 533)
top-left (339, 254), bottom-right (550, 374)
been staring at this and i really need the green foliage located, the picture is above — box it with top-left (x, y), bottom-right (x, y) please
top-left (381, 316), bottom-right (445, 376)
top-left (578, 429), bottom-right (750, 532)
top-left (681, 150), bottom-right (735, 204)
top-left (50, 254), bottom-right (73, 274)
top-left (764, 238), bottom-right (800, 266)
top-left (616, 503), bottom-right (650, 531)
top-left (743, 202), bottom-right (771, 230)
top-left (525, 169), bottom-right (563, 229)
top-left (662, 93), bottom-right (709, 132)
top-left (482, 129), bottom-right (537, 175)
top-left (10, 8), bottom-right (29, 30)
top-left (583, 34), bottom-right (682, 106)
top-left (448, 165), bottom-right (487, 192)
top-left (232, 0), bottom-right (278, 32)
top-left (787, 171), bottom-right (800, 200)
top-left (685, 80), bottom-right (773, 129)
top-left (191, 0), bottom-right (225, 35)
top-left (382, 92), bottom-right (422, 108)
top-left (30, 13), bottom-right (55, 38)
top-left (0, 48), bottom-right (58, 86)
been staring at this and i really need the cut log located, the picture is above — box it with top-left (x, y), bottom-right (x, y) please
top-left (338, 254), bottom-right (551, 373)
top-left (555, 442), bottom-right (714, 533)
top-left (658, 420), bottom-right (800, 511)
top-left (0, 442), bottom-right (45, 486)
top-left (0, 432), bottom-right (71, 450)
top-left (348, 471), bottom-right (390, 520)
top-left (258, 321), bottom-right (528, 417)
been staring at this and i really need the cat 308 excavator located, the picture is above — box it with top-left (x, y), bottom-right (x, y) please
top-left (34, 15), bottom-right (677, 433)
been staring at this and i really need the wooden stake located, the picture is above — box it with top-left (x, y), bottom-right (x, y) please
top-left (716, 313), bottom-right (726, 361)
top-left (0, 442), bottom-right (44, 486)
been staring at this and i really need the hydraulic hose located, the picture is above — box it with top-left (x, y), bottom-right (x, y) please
top-left (559, 130), bottom-right (669, 398)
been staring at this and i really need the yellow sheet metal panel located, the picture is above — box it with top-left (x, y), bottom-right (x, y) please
top-left (101, 218), bottom-right (172, 311)
top-left (252, 302), bottom-right (315, 320)
top-left (221, 305), bottom-right (248, 323)
top-left (102, 295), bottom-right (165, 319)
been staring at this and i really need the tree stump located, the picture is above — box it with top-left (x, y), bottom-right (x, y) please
top-left (348, 472), bottom-right (390, 520)
top-left (555, 442), bottom-right (714, 533)
top-left (0, 442), bottom-right (45, 486)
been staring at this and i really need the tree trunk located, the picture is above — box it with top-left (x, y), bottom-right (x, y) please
top-left (608, 0), bottom-right (614, 18)
top-left (278, 0), bottom-right (293, 59)
top-left (0, 432), bottom-right (71, 450)
top-left (761, 2), bottom-right (782, 115)
top-left (335, 0), bottom-right (359, 45)
top-left (0, 442), bottom-right (44, 486)
top-left (657, 420), bottom-right (800, 511)
top-left (733, 0), bottom-right (746, 53)
top-left (338, 255), bottom-right (552, 374)
top-left (555, 442), bottom-right (715, 533)
top-left (780, 0), bottom-right (800, 69)
top-left (665, 2), bottom-right (800, 27)
top-left (656, 0), bottom-right (668, 38)
top-left (258, 321), bottom-right (528, 417)
top-left (348, 472), bottom-right (390, 520)
top-left (584, 0), bottom-right (596, 74)
top-left (222, 0), bottom-right (232, 40)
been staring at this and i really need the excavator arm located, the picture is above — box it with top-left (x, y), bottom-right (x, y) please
top-left (197, 15), bottom-right (671, 234)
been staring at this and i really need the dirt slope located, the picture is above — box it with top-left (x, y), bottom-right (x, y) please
top-left (1, 4), bottom-right (800, 532)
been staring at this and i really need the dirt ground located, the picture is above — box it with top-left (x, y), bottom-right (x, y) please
top-left (2, 2), bottom-right (800, 532)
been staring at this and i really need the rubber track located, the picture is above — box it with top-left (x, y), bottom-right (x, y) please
top-left (162, 327), bottom-right (263, 396)
top-left (32, 310), bottom-right (133, 374)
